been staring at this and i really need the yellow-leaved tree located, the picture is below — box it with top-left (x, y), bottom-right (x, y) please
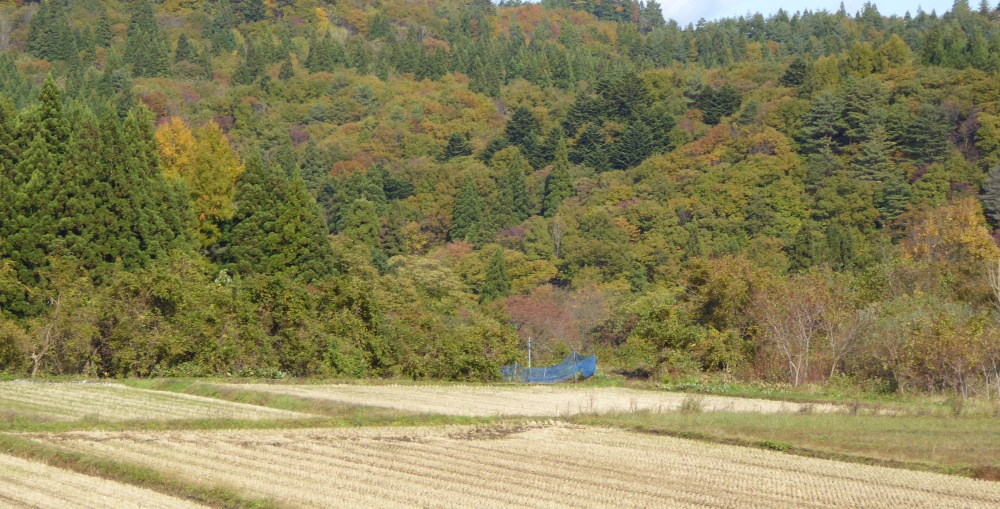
top-left (156, 118), bottom-right (244, 248)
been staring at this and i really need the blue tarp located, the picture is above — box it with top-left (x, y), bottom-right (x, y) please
top-left (500, 352), bottom-right (597, 383)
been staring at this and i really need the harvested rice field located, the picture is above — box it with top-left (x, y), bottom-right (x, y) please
top-left (220, 383), bottom-right (837, 416)
top-left (30, 423), bottom-right (1000, 509)
top-left (0, 382), bottom-right (310, 422)
top-left (0, 453), bottom-right (207, 509)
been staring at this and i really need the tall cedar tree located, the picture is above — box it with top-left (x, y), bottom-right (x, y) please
top-left (505, 106), bottom-right (542, 168)
top-left (208, 0), bottom-right (238, 54)
top-left (480, 247), bottom-right (510, 302)
top-left (124, 0), bottom-right (170, 77)
top-left (543, 139), bottom-right (573, 217)
top-left (450, 176), bottom-right (482, 242)
top-left (440, 133), bottom-right (473, 160)
top-left (612, 121), bottom-right (654, 170)
top-left (25, 0), bottom-right (78, 63)
top-left (243, 0), bottom-right (268, 23)
top-left (503, 150), bottom-right (530, 221)
top-left (226, 152), bottom-right (335, 283)
top-left (175, 33), bottom-right (193, 63)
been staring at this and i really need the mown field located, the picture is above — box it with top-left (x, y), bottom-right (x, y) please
top-left (1, 381), bottom-right (998, 508)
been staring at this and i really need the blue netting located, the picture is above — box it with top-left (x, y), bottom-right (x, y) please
top-left (500, 352), bottom-right (597, 383)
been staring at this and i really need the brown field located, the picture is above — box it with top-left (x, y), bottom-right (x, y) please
top-left (0, 382), bottom-right (310, 422)
top-left (0, 453), bottom-right (207, 509)
top-left (30, 423), bottom-right (1000, 508)
top-left (219, 383), bottom-right (839, 416)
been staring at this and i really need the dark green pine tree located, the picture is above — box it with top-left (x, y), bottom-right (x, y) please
top-left (905, 104), bottom-right (952, 165)
top-left (640, 103), bottom-right (677, 154)
top-left (450, 176), bottom-right (482, 242)
top-left (15, 76), bottom-right (70, 185)
top-left (96, 11), bottom-right (113, 47)
top-left (571, 122), bottom-right (605, 165)
top-left (368, 13), bottom-right (392, 40)
top-left (6, 134), bottom-right (61, 287)
top-left (227, 152), bottom-right (335, 283)
top-left (25, 0), bottom-right (77, 63)
top-left (701, 85), bottom-right (741, 126)
top-left (504, 152), bottom-right (530, 221)
top-left (232, 40), bottom-right (265, 85)
top-left (850, 125), bottom-right (895, 181)
top-left (175, 33), bottom-right (194, 63)
top-left (0, 97), bottom-right (16, 172)
top-left (226, 152), bottom-right (284, 274)
top-left (778, 57), bottom-right (809, 87)
top-left (124, 0), bottom-right (170, 77)
top-left (440, 132), bottom-right (473, 161)
top-left (982, 165), bottom-right (1000, 226)
top-left (543, 139), bottom-right (573, 217)
top-left (275, 173), bottom-right (338, 283)
top-left (876, 171), bottom-right (912, 221)
top-left (505, 106), bottom-right (542, 168)
top-left (243, 0), bottom-right (268, 23)
top-left (611, 120), bottom-right (654, 170)
top-left (479, 247), bottom-right (510, 303)
top-left (208, 0), bottom-right (238, 55)
top-left (342, 198), bottom-right (381, 246)
top-left (305, 33), bottom-right (342, 73)
top-left (786, 221), bottom-right (821, 273)
top-left (825, 222), bottom-right (857, 271)
top-left (801, 90), bottom-right (847, 152)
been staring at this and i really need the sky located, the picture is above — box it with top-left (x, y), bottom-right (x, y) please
top-left (662, 1), bottom-right (963, 25)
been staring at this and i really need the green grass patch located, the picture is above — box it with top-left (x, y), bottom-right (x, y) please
top-left (573, 410), bottom-right (1000, 480)
top-left (0, 433), bottom-right (284, 508)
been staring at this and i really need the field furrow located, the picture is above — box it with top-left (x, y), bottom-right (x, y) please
top-left (30, 424), bottom-right (1000, 508)
top-left (221, 383), bottom-right (835, 417)
top-left (0, 453), bottom-right (208, 509)
top-left (0, 382), bottom-right (311, 422)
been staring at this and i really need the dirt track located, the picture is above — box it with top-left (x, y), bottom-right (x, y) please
top-left (221, 383), bottom-right (840, 416)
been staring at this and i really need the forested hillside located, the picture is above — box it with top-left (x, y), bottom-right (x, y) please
top-left (1, 0), bottom-right (1000, 395)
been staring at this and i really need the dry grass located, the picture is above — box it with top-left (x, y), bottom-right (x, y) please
top-left (213, 383), bottom-right (838, 417)
top-left (0, 382), bottom-right (312, 423)
top-left (29, 424), bottom-right (1000, 508)
top-left (0, 452), bottom-right (208, 509)
top-left (576, 410), bottom-right (1000, 479)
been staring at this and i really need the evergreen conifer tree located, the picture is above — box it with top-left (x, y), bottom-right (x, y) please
top-left (96, 11), bottom-right (113, 47)
top-left (543, 139), bottom-right (573, 217)
top-left (480, 247), bottom-right (510, 302)
top-left (124, 0), bottom-right (170, 77)
top-left (701, 84), bottom-right (741, 125)
top-left (440, 132), bottom-right (473, 160)
top-left (243, 0), bottom-right (268, 23)
top-left (779, 57), bottom-right (809, 87)
top-left (227, 152), bottom-right (335, 282)
top-left (450, 176), bottom-right (482, 242)
top-left (175, 33), bottom-right (194, 63)
top-left (611, 120), bottom-right (654, 170)
top-left (208, 0), bottom-right (238, 55)
top-left (851, 125), bottom-right (895, 181)
top-left (503, 152), bottom-right (530, 221)
top-left (905, 104), bottom-right (952, 164)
